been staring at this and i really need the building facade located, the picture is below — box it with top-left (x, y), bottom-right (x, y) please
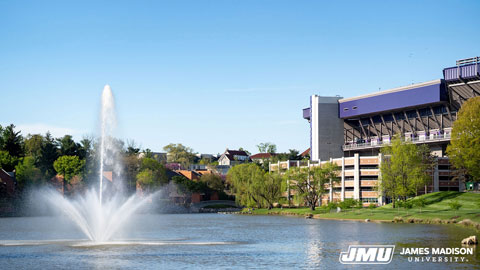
top-left (274, 57), bottom-right (480, 205)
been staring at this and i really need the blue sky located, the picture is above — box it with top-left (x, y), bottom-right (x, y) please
top-left (0, 0), bottom-right (479, 155)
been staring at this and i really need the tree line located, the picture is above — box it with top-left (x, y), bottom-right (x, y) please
top-left (0, 125), bottom-right (226, 199)
top-left (226, 162), bottom-right (339, 210)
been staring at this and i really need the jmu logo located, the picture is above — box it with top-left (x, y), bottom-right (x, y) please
top-left (339, 245), bottom-right (395, 264)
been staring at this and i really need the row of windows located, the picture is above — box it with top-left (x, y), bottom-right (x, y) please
top-left (361, 198), bottom-right (378, 203)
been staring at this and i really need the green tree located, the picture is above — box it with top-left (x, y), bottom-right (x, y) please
top-left (199, 173), bottom-right (224, 191)
top-left (57, 135), bottom-right (81, 157)
top-left (414, 197), bottom-right (427, 213)
top-left (136, 157), bottom-right (168, 192)
top-left (0, 150), bottom-right (19, 171)
top-left (287, 162), bottom-right (339, 210)
top-left (53, 155), bottom-right (85, 194)
top-left (15, 156), bottom-right (43, 190)
top-left (124, 154), bottom-right (141, 193)
top-left (172, 175), bottom-right (208, 198)
top-left (163, 143), bottom-right (196, 168)
top-left (256, 142), bottom-right (277, 154)
top-left (142, 148), bottom-right (153, 158)
top-left (379, 136), bottom-right (429, 208)
top-left (1, 124), bottom-right (23, 157)
top-left (227, 163), bottom-right (265, 208)
top-left (126, 139), bottom-right (140, 155)
top-left (79, 137), bottom-right (93, 160)
top-left (448, 200), bottom-right (462, 215)
top-left (259, 172), bottom-right (284, 209)
top-left (24, 134), bottom-right (45, 164)
top-left (447, 96), bottom-right (480, 183)
top-left (39, 133), bottom-right (59, 178)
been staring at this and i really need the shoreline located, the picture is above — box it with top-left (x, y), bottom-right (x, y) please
top-left (237, 209), bottom-right (480, 231)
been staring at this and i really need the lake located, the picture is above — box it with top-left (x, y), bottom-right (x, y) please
top-left (0, 214), bottom-right (478, 269)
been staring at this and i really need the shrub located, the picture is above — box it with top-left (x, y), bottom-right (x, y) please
top-left (393, 216), bottom-right (404, 223)
top-left (326, 201), bottom-right (338, 212)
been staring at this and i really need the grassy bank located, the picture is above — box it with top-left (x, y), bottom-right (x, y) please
top-left (242, 191), bottom-right (480, 229)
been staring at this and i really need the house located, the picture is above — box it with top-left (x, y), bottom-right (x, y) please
top-left (250, 153), bottom-right (276, 164)
top-left (218, 149), bottom-right (250, 166)
top-left (0, 169), bottom-right (15, 197)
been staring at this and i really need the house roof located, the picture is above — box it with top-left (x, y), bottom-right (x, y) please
top-left (222, 149), bottom-right (250, 161)
top-left (176, 170), bottom-right (201, 180)
top-left (300, 148), bottom-right (310, 157)
top-left (250, 153), bottom-right (276, 159)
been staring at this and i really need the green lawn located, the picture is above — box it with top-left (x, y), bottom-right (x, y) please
top-left (244, 191), bottom-right (480, 226)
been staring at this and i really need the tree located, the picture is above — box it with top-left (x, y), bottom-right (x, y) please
top-left (448, 200), bottom-right (462, 215)
top-left (57, 135), bottom-right (81, 157)
top-left (287, 162), bottom-right (339, 210)
top-left (227, 163), bottom-right (266, 208)
top-left (287, 149), bottom-right (300, 160)
top-left (1, 124), bottom-right (23, 157)
top-left (379, 136), bottom-right (430, 208)
top-left (126, 139), bottom-right (141, 155)
top-left (79, 137), bottom-right (94, 160)
top-left (0, 150), bottom-right (19, 171)
top-left (259, 172), bottom-right (284, 209)
top-left (163, 143), bottom-right (196, 168)
top-left (24, 134), bottom-right (45, 164)
top-left (39, 133), bottom-right (59, 178)
top-left (199, 173), bottom-right (224, 191)
top-left (136, 157), bottom-right (168, 192)
top-left (15, 156), bottom-right (43, 190)
top-left (124, 154), bottom-right (141, 193)
top-left (257, 142), bottom-right (277, 154)
top-left (413, 197), bottom-right (427, 213)
top-left (53, 155), bottom-right (85, 194)
top-left (447, 96), bottom-right (480, 183)
top-left (227, 168), bottom-right (285, 209)
top-left (142, 148), bottom-right (153, 158)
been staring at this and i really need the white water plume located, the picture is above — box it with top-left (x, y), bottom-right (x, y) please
top-left (42, 85), bottom-right (153, 242)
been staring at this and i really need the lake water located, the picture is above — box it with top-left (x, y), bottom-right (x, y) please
top-left (0, 214), bottom-right (478, 269)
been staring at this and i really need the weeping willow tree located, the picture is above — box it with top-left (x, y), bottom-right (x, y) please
top-left (227, 163), bottom-right (285, 209)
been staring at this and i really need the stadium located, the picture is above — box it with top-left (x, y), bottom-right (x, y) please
top-left (271, 57), bottom-right (480, 205)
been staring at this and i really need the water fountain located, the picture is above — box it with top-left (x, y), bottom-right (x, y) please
top-left (43, 85), bottom-right (154, 242)
top-left (0, 85), bottom-right (237, 249)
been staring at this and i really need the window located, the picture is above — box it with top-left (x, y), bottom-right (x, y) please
top-left (361, 198), bottom-right (378, 203)
top-left (352, 106), bottom-right (358, 110)
top-left (438, 165), bottom-right (450, 170)
top-left (344, 108), bottom-right (349, 111)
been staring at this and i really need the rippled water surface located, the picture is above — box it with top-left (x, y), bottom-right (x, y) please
top-left (0, 214), bottom-right (478, 269)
